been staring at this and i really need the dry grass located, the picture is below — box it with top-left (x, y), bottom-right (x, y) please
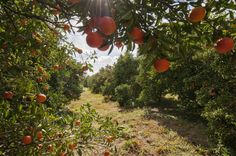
top-left (68, 89), bottom-right (210, 156)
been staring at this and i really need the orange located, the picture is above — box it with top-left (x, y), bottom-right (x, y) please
top-left (97, 16), bottom-right (116, 35)
top-left (3, 91), bottom-right (13, 100)
top-left (36, 93), bottom-right (47, 103)
top-left (86, 32), bottom-right (104, 48)
top-left (215, 37), bottom-right (234, 54)
top-left (98, 44), bottom-right (110, 51)
top-left (154, 58), bottom-right (170, 73)
top-left (130, 27), bottom-right (144, 44)
top-left (188, 7), bottom-right (206, 23)
top-left (75, 48), bottom-right (83, 54)
top-left (103, 150), bottom-right (110, 156)
top-left (63, 24), bottom-right (70, 31)
top-left (22, 135), bottom-right (32, 145)
top-left (37, 131), bottom-right (43, 141)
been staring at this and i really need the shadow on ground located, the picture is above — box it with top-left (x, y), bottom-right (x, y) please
top-left (143, 98), bottom-right (210, 149)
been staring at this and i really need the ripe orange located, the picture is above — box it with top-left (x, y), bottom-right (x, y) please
top-left (130, 27), bottom-right (144, 44)
top-left (47, 144), bottom-right (53, 152)
top-left (75, 119), bottom-right (81, 126)
top-left (98, 44), bottom-right (110, 51)
top-left (37, 131), bottom-right (43, 141)
top-left (97, 16), bottom-right (116, 35)
top-left (75, 48), bottom-right (83, 54)
top-left (3, 91), bottom-right (13, 100)
top-left (68, 0), bottom-right (80, 4)
top-left (154, 58), bottom-right (170, 73)
top-left (63, 24), bottom-right (70, 31)
top-left (103, 150), bottom-right (110, 156)
top-left (36, 93), bottom-right (47, 103)
top-left (69, 143), bottom-right (77, 150)
top-left (215, 37), bottom-right (234, 54)
top-left (22, 135), bottom-right (32, 145)
top-left (115, 40), bottom-right (123, 49)
top-left (86, 32), bottom-right (104, 48)
top-left (188, 7), bottom-right (206, 23)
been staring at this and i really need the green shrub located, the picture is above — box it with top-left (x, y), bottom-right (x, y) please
top-left (115, 84), bottom-right (132, 107)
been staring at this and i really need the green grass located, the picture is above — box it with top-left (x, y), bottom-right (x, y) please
top-left (68, 88), bottom-right (210, 156)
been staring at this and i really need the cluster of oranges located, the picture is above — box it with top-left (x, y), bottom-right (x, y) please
top-left (20, 119), bottom-right (82, 156)
top-left (84, 16), bottom-right (117, 51)
top-left (3, 91), bottom-right (47, 103)
top-left (154, 7), bottom-right (234, 73)
top-left (22, 132), bottom-right (56, 154)
top-left (79, 5), bottom-right (234, 74)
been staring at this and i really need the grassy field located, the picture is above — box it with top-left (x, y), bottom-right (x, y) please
top-left (69, 89), bottom-right (210, 156)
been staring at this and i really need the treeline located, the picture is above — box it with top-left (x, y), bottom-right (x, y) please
top-left (85, 51), bottom-right (236, 155)
top-left (85, 52), bottom-right (141, 107)
top-left (0, 1), bottom-right (121, 154)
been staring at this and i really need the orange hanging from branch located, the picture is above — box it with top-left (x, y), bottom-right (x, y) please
top-left (154, 58), bottom-right (170, 73)
top-left (215, 37), bottom-right (234, 54)
top-left (188, 7), bottom-right (206, 23)
top-left (86, 32), bottom-right (104, 48)
top-left (97, 16), bottom-right (117, 35)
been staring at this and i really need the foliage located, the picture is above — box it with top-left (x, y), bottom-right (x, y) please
top-left (87, 52), bottom-right (141, 107)
top-left (0, 0), bottom-right (121, 155)
top-left (115, 84), bottom-right (131, 107)
top-left (1, 0), bottom-right (236, 155)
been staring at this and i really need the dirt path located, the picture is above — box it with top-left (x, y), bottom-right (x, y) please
top-left (69, 89), bottom-right (210, 156)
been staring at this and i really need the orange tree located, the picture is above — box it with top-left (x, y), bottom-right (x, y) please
top-left (0, 0), bottom-right (236, 155)
top-left (0, 0), bottom-right (123, 155)
top-left (77, 0), bottom-right (235, 154)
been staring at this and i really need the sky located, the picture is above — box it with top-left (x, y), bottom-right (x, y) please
top-left (67, 32), bottom-right (137, 75)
